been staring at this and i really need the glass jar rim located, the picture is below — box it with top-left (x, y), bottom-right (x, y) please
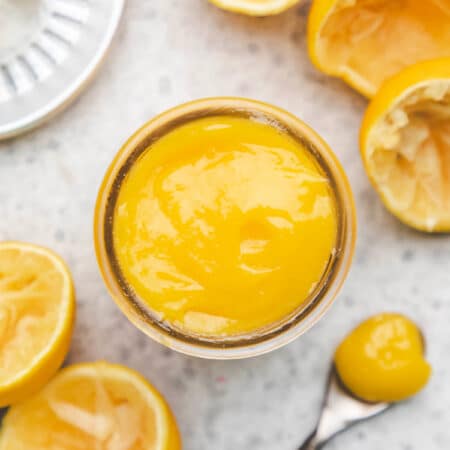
top-left (94, 97), bottom-right (357, 359)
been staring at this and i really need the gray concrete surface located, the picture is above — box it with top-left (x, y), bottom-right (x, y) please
top-left (1, 1), bottom-right (448, 449)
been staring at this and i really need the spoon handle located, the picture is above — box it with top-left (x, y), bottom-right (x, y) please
top-left (297, 369), bottom-right (390, 450)
top-left (298, 430), bottom-right (322, 450)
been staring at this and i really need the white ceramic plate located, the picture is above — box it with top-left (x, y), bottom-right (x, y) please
top-left (0, 0), bottom-right (124, 139)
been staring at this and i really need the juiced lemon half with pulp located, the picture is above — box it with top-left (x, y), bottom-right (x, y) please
top-left (308, 0), bottom-right (450, 97)
top-left (208, 0), bottom-right (300, 16)
top-left (0, 362), bottom-right (182, 450)
top-left (360, 59), bottom-right (450, 232)
top-left (0, 241), bottom-right (75, 407)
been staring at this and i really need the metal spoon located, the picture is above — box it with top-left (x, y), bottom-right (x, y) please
top-left (298, 366), bottom-right (391, 449)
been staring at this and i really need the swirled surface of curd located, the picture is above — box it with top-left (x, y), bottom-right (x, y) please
top-left (113, 116), bottom-right (338, 336)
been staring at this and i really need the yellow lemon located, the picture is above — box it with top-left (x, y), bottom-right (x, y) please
top-left (0, 362), bottom-right (182, 450)
top-left (208, 0), bottom-right (300, 16)
top-left (308, 0), bottom-right (450, 97)
top-left (0, 241), bottom-right (75, 407)
top-left (360, 58), bottom-right (450, 232)
top-left (335, 313), bottom-right (431, 403)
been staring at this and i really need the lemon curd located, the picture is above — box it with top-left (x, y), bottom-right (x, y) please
top-left (112, 116), bottom-right (338, 337)
top-left (335, 313), bottom-right (431, 403)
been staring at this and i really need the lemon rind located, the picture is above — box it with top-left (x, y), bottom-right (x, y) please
top-left (209, 0), bottom-right (300, 16)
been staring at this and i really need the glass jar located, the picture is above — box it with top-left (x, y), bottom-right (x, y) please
top-left (94, 97), bottom-right (357, 359)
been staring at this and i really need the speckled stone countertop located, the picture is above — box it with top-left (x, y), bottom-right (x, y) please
top-left (1, 2), bottom-right (449, 449)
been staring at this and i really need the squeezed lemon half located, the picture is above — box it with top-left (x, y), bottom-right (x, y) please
top-left (208, 0), bottom-right (300, 16)
top-left (0, 362), bottom-right (181, 450)
top-left (360, 59), bottom-right (450, 232)
top-left (0, 241), bottom-right (75, 407)
top-left (308, 0), bottom-right (450, 97)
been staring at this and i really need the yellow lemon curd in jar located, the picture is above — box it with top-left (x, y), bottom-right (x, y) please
top-left (335, 313), bottom-right (431, 403)
top-left (113, 116), bottom-right (338, 336)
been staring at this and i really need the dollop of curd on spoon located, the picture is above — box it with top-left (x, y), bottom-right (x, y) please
top-left (113, 116), bottom-right (338, 336)
top-left (335, 313), bottom-right (432, 403)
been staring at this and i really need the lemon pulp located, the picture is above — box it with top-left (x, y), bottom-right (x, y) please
top-left (367, 82), bottom-right (450, 231)
top-left (0, 242), bottom-right (74, 407)
top-left (113, 116), bottom-right (338, 336)
top-left (335, 313), bottom-right (431, 403)
top-left (361, 59), bottom-right (450, 232)
top-left (310, 0), bottom-right (450, 97)
top-left (0, 248), bottom-right (62, 381)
